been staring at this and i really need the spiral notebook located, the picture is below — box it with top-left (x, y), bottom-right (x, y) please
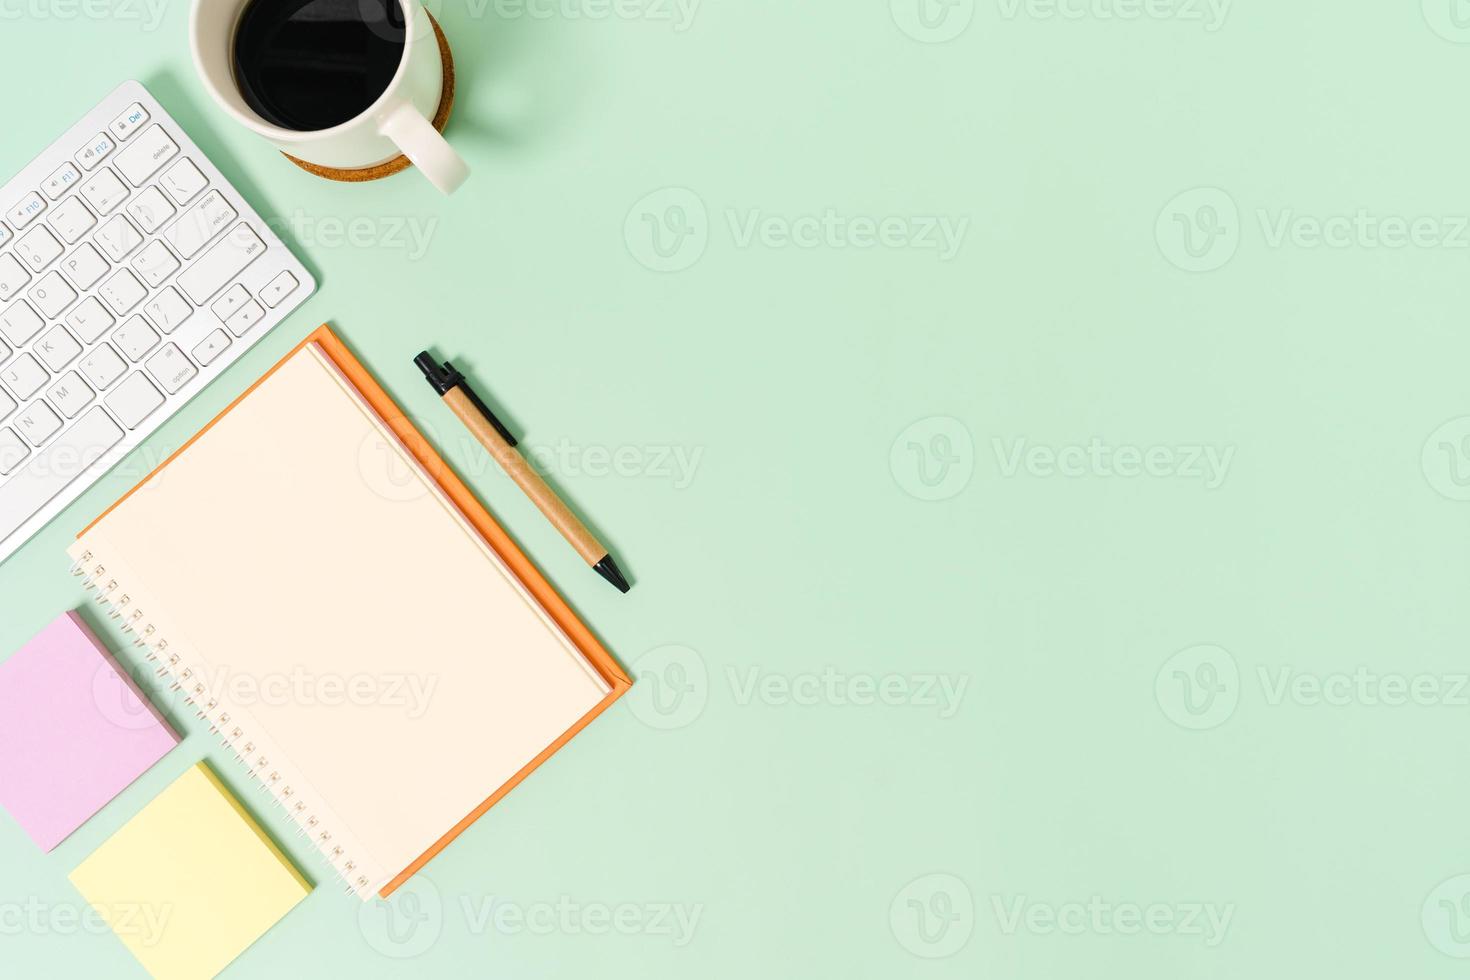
top-left (66, 326), bottom-right (631, 900)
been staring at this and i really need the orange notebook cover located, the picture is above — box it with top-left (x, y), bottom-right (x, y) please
top-left (69, 325), bottom-right (631, 899)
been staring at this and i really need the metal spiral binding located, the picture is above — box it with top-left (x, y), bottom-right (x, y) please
top-left (75, 551), bottom-right (375, 897)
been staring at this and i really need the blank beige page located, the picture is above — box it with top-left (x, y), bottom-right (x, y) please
top-left (73, 343), bottom-right (610, 893)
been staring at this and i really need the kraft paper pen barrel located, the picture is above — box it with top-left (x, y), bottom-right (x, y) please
top-left (415, 352), bottom-right (631, 594)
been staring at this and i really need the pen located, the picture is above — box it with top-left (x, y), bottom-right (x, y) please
top-left (414, 352), bottom-right (631, 594)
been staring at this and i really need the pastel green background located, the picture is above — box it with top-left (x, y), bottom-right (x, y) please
top-left (4, 0), bottom-right (1470, 976)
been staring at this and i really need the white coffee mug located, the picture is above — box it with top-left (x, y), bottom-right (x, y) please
top-left (190, 0), bottom-right (469, 194)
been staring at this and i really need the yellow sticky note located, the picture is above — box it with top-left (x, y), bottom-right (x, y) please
top-left (69, 763), bottom-right (311, 980)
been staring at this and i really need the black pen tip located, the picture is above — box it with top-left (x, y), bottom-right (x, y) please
top-left (594, 555), bottom-right (631, 593)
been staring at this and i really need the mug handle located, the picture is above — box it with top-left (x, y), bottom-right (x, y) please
top-left (380, 103), bottom-right (469, 195)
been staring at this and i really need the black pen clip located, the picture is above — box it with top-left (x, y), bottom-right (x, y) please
top-left (414, 351), bottom-right (518, 447)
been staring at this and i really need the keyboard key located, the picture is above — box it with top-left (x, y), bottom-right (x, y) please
top-left (42, 163), bottom-right (82, 200)
top-left (162, 190), bottom-right (237, 260)
top-left (95, 214), bottom-right (142, 260)
top-left (0, 388), bottom-right (14, 420)
top-left (98, 268), bottom-right (146, 315)
top-left (15, 401), bottom-right (61, 447)
top-left (142, 287), bottom-right (190, 334)
top-left (190, 328), bottom-right (230, 366)
top-left (76, 132), bottom-right (114, 171)
top-left (28, 272), bottom-right (77, 318)
top-left (15, 226), bottom-right (63, 272)
top-left (145, 343), bottom-right (197, 394)
top-left (109, 103), bottom-right (149, 141)
top-left (260, 271), bottom-right (300, 308)
top-left (66, 296), bottom-right (115, 343)
top-left (105, 372), bottom-right (164, 428)
top-left (160, 158), bottom-right (207, 204)
top-left (27, 271), bottom-right (76, 319)
top-left (177, 224), bottom-right (265, 304)
top-left (0, 428), bottom-right (27, 474)
top-left (114, 125), bottom-right (178, 187)
top-left (80, 343), bottom-right (126, 390)
top-left (48, 197), bottom-right (96, 244)
top-left (0, 300), bottom-right (43, 347)
top-left (6, 192), bottom-right (45, 229)
top-left (35, 325), bottom-right (82, 372)
top-left (47, 371), bottom-right (94, 418)
top-left (225, 299), bottom-right (265, 337)
top-left (60, 243), bottom-right (108, 291)
top-left (209, 283), bottom-right (251, 322)
top-left (80, 168), bottom-right (129, 215)
top-left (1, 353), bottom-right (48, 399)
top-left (0, 254), bottom-right (29, 302)
top-left (112, 316), bottom-right (160, 361)
top-left (131, 240), bottom-right (180, 287)
top-left (0, 222), bottom-right (11, 249)
top-left (126, 186), bottom-right (175, 234)
top-left (0, 407), bottom-right (123, 530)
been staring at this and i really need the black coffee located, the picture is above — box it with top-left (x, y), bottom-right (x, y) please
top-left (232, 0), bottom-right (406, 132)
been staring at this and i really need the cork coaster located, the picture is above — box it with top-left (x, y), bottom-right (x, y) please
top-left (281, 12), bottom-right (456, 182)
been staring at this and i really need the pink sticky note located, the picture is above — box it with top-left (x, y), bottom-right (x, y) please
top-left (0, 611), bottom-right (178, 851)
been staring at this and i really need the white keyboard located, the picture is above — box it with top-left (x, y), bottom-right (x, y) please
top-left (0, 80), bottom-right (315, 565)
